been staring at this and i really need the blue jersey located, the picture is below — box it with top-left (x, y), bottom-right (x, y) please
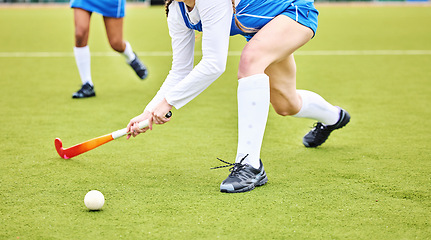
top-left (179, 0), bottom-right (318, 41)
top-left (71, 0), bottom-right (125, 18)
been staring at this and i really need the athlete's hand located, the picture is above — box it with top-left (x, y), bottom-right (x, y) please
top-left (151, 98), bottom-right (173, 127)
top-left (126, 110), bottom-right (152, 139)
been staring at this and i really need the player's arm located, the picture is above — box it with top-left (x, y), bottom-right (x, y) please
top-left (144, 2), bottom-right (196, 113)
top-left (164, 0), bottom-right (233, 109)
top-left (127, 3), bottom-right (195, 138)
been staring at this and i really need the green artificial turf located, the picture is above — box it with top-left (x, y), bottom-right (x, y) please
top-left (0, 3), bottom-right (430, 239)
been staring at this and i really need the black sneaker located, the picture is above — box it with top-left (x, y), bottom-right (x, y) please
top-left (212, 155), bottom-right (268, 193)
top-left (303, 107), bottom-right (350, 148)
top-left (129, 52), bottom-right (148, 80)
top-left (72, 82), bottom-right (95, 99)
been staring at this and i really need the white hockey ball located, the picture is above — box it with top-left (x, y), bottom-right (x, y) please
top-left (84, 190), bottom-right (105, 210)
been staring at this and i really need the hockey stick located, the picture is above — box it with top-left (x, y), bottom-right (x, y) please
top-left (55, 111), bottom-right (172, 159)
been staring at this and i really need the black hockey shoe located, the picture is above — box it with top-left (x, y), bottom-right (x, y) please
top-left (129, 52), bottom-right (148, 80)
top-left (303, 107), bottom-right (350, 148)
top-left (72, 82), bottom-right (95, 99)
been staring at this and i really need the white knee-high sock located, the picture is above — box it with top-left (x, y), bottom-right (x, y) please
top-left (236, 74), bottom-right (270, 169)
top-left (122, 41), bottom-right (136, 63)
top-left (73, 46), bottom-right (93, 86)
top-left (293, 90), bottom-right (340, 125)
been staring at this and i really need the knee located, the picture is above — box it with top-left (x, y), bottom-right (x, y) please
top-left (74, 28), bottom-right (88, 47)
top-left (109, 38), bottom-right (124, 52)
top-left (271, 90), bottom-right (302, 116)
top-left (273, 106), bottom-right (300, 116)
top-left (238, 47), bottom-right (266, 79)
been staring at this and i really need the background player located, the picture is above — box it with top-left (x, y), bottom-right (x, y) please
top-left (71, 0), bottom-right (148, 98)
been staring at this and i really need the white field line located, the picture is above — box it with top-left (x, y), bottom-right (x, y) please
top-left (1, 50), bottom-right (431, 58)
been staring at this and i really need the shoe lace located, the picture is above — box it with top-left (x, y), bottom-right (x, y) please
top-left (308, 122), bottom-right (334, 144)
top-left (311, 122), bottom-right (328, 135)
top-left (210, 154), bottom-right (249, 176)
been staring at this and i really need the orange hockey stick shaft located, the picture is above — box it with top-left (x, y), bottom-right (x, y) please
top-left (55, 111), bottom-right (172, 159)
top-left (55, 134), bottom-right (113, 159)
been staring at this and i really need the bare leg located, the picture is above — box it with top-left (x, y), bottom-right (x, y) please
top-left (238, 15), bottom-right (313, 79)
top-left (72, 8), bottom-right (94, 92)
top-left (103, 16), bottom-right (147, 79)
top-left (240, 15), bottom-right (339, 123)
top-left (74, 8), bottom-right (91, 47)
top-left (103, 16), bottom-right (125, 52)
top-left (265, 54), bottom-right (301, 116)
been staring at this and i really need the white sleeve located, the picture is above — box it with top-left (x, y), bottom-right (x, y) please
top-left (164, 0), bottom-right (233, 109)
top-left (144, 2), bottom-right (195, 112)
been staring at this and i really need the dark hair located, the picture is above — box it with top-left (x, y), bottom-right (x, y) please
top-left (165, 0), bottom-right (256, 33)
top-left (165, 0), bottom-right (173, 16)
top-left (231, 0), bottom-right (256, 33)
